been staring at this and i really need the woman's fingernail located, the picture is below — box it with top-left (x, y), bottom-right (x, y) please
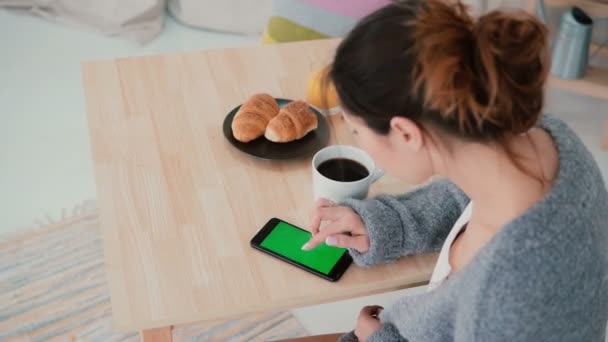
top-left (301, 243), bottom-right (311, 250)
top-left (326, 236), bottom-right (337, 246)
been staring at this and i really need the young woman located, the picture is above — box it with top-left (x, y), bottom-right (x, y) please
top-left (285, 0), bottom-right (608, 341)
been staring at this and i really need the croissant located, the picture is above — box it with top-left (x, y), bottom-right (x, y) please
top-left (265, 100), bottom-right (318, 143)
top-left (231, 93), bottom-right (280, 143)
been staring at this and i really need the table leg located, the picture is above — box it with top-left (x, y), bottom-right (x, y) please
top-left (141, 326), bottom-right (173, 342)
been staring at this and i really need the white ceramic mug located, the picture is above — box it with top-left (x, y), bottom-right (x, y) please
top-left (312, 145), bottom-right (384, 202)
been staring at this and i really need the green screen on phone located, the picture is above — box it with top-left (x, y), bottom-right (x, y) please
top-left (260, 221), bottom-right (347, 275)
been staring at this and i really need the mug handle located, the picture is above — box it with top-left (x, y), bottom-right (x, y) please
top-left (370, 168), bottom-right (384, 183)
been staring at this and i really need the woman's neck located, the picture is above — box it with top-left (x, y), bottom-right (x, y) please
top-left (441, 129), bottom-right (558, 233)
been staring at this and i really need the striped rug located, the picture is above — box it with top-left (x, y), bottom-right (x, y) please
top-left (0, 201), bottom-right (307, 341)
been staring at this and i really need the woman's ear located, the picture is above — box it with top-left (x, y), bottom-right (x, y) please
top-left (389, 116), bottom-right (424, 151)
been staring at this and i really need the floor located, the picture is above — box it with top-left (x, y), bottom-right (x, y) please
top-left (0, 12), bottom-right (257, 234)
top-left (1, 9), bottom-right (607, 338)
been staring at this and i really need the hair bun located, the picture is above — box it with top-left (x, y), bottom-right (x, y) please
top-left (473, 10), bottom-right (549, 134)
top-left (414, 0), bottom-right (549, 139)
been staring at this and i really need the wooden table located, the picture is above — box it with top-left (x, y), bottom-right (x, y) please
top-left (81, 38), bottom-right (437, 341)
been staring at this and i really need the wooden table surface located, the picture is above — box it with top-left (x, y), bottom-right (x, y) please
top-left (81, 38), bottom-right (437, 331)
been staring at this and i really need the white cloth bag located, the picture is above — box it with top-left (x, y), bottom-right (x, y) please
top-left (0, 0), bottom-right (165, 44)
top-left (168, 0), bottom-right (272, 35)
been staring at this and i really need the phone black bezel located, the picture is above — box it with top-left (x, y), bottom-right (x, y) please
top-left (250, 218), bottom-right (353, 282)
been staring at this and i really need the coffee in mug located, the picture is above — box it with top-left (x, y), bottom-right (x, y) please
top-left (312, 145), bottom-right (384, 202)
top-left (316, 158), bottom-right (370, 182)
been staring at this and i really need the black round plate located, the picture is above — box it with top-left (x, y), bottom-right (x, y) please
top-left (222, 98), bottom-right (330, 160)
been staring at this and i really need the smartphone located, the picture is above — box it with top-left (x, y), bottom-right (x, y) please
top-left (250, 218), bottom-right (353, 282)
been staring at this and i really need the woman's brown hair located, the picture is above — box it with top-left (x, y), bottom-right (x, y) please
top-left (329, 0), bottom-right (549, 143)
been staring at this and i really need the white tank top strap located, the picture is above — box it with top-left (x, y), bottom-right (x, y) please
top-left (427, 202), bottom-right (473, 291)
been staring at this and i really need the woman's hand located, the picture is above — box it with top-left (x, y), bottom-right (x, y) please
top-left (355, 305), bottom-right (384, 342)
top-left (301, 198), bottom-right (370, 252)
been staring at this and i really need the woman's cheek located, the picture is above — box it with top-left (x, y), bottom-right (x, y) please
top-left (361, 136), bottom-right (393, 172)
top-left (356, 132), bottom-right (435, 184)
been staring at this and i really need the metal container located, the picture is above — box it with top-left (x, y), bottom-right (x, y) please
top-left (551, 7), bottom-right (594, 79)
